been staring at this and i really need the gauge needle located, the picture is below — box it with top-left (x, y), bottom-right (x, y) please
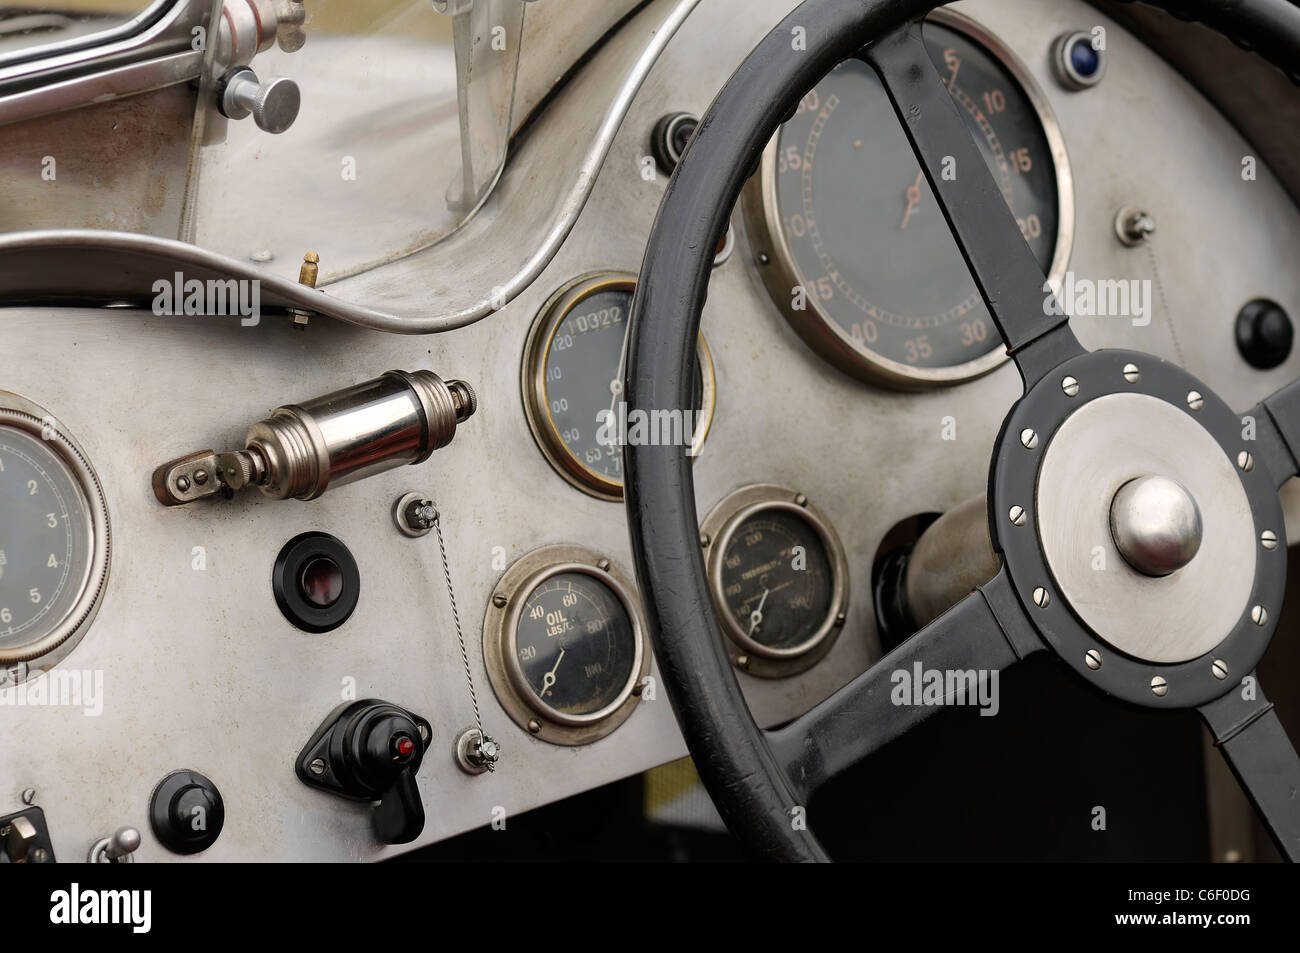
top-left (899, 170), bottom-right (924, 230)
top-left (609, 324), bottom-right (631, 421)
top-left (747, 588), bottom-right (770, 636)
top-left (540, 647), bottom-right (566, 696)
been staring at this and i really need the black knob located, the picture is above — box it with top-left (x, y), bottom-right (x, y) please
top-left (1236, 298), bottom-right (1293, 370)
top-left (149, 770), bottom-right (225, 855)
top-left (296, 699), bottom-right (431, 845)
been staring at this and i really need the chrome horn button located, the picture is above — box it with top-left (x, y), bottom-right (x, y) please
top-left (1108, 474), bottom-right (1203, 577)
top-left (1034, 392), bottom-right (1255, 664)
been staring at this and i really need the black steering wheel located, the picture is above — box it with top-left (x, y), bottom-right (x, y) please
top-left (624, 0), bottom-right (1300, 861)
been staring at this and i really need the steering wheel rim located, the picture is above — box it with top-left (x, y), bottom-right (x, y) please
top-left (624, 0), bottom-right (1300, 862)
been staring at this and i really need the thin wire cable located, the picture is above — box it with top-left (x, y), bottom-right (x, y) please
top-left (432, 509), bottom-right (483, 737)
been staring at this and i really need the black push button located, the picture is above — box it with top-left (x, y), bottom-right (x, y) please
top-left (149, 769), bottom-right (225, 855)
top-left (273, 532), bottom-right (360, 632)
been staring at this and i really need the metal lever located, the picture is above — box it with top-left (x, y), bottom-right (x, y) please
top-left (88, 826), bottom-right (141, 863)
top-left (153, 371), bottom-right (477, 506)
top-left (218, 66), bottom-right (301, 134)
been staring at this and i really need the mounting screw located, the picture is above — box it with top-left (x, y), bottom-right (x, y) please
top-left (835, 612), bottom-right (846, 626)
top-left (1237, 451), bottom-right (1255, 473)
top-left (1116, 208), bottom-right (1156, 246)
top-left (1150, 675), bottom-right (1169, 697)
top-left (794, 493), bottom-right (809, 507)
top-left (736, 654), bottom-right (750, 669)
top-left (309, 758), bottom-right (326, 776)
top-left (394, 491), bottom-right (437, 538)
top-left (1033, 587), bottom-right (1051, 608)
top-left (699, 532), bottom-right (711, 548)
top-left (1009, 505), bottom-right (1027, 526)
top-left (30, 848), bottom-right (48, 863)
top-left (492, 593), bottom-right (507, 608)
top-left (1251, 605), bottom-right (1268, 626)
top-left (527, 719), bottom-right (541, 734)
top-left (1187, 391), bottom-right (1204, 411)
top-left (597, 558), bottom-right (611, 571)
top-left (1061, 375), bottom-right (1079, 397)
top-left (455, 728), bottom-right (501, 775)
top-left (1085, 649), bottom-right (1102, 670)
top-left (193, 469), bottom-right (209, 486)
top-left (1020, 428), bottom-right (1039, 450)
top-left (21, 787), bottom-right (35, 805)
top-left (418, 723), bottom-right (430, 742)
top-left (176, 475), bottom-right (191, 492)
top-left (1211, 659), bottom-right (1229, 680)
top-left (1261, 529), bottom-right (1279, 551)
top-left (1122, 363), bottom-right (1140, 383)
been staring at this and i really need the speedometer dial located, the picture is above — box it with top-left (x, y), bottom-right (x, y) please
top-left (743, 10), bottom-right (1072, 387)
top-left (0, 393), bottom-right (110, 675)
top-left (523, 273), bottom-right (716, 501)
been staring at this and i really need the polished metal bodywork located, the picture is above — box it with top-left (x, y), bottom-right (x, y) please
top-left (1, 0), bottom-right (1299, 861)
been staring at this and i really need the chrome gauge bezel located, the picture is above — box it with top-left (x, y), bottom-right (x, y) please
top-left (741, 7), bottom-right (1075, 389)
top-left (700, 484), bottom-right (849, 678)
top-left (483, 544), bottom-right (652, 745)
top-left (522, 271), bottom-right (716, 501)
top-left (0, 391), bottom-right (110, 677)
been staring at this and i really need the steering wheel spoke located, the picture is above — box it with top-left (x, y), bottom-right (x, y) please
top-left (768, 567), bottom-right (1045, 802)
top-left (860, 20), bottom-right (1085, 389)
top-left (1244, 379), bottom-right (1300, 487)
top-left (1200, 680), bottom-right (1300, 861)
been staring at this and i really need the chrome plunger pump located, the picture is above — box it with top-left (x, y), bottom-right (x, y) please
top-left (152, 370), bottom-right (477, 506)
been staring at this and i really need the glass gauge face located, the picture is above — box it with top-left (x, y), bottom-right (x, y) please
top-left (719, 509), bottom-right (834, 652)
top-left (513, 571), bottom-right (638, 718)
top-left (0, 426), bottom-right (94, 650)
top-left (765, 18), bottom-right (1063, 381)
top-left (531, 279), bottom-right (713, 498)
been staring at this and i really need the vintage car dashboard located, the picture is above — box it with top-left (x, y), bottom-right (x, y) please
top-left (2, 0), bottom-right (1300, 862)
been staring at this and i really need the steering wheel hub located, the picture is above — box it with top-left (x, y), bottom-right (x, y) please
top-left (993, 350), bottom-right (1285, 695)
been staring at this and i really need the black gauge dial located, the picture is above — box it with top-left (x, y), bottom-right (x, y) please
top-left (719, 509), bottom-right (834, 652)
top-left (0, 425), bottom-right (93, 650)
top-left (752, 15), bottom-right (1069, 385)
top-left (513, 571), bottom-right (638, 718)
top-left (526, 276), bottom-right (715, 500)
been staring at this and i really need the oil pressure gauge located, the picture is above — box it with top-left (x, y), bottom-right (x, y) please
top-left (523, 272), bottom-right (716, 501)
top-left (701, 485), bottom-right (849, 678)
top-left (484, 544), bottom-right (651, 745)
top-left (0, 392), bottom-right (110, 678)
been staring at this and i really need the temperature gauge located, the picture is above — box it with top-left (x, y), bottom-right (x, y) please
top-left (701, 485), bottom-right (849, 677)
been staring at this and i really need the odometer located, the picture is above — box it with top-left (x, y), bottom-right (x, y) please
top-left (743, 10), bottom-right (1072, 387)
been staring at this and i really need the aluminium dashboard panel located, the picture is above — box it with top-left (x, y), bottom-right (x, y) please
top-left (1, 0), bottom-right (1300, 861)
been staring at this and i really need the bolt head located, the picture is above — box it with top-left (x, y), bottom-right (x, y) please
top-left (176, 475), bottom-right (191, 492)
top-left (309, 758), bottom-right (326, 776)
top-left (699, 532), bottom-right (711, 548)
top-left (193, 469), bottom-right (208, 486)
top-left (1085, 649), bottom-right (1102, 670)
top-left (1211, 659), bottom-right (1229, 680)
top-left (1251, 604), bottom-right (1268, 626)
top-left (1061, 376), bottom-right (1079, 397)
top-left (795, 493), bottom-right (809, 507)
top-left (1122, 363), bottom-right (1140, 383)
top-left (597, 558), bottom-right (611, 571)
top-left (1033, 586), bottom-right (1051, 608)
top-left (1020, 428), bottom-right (1039, 450)
top-left (1009, 505), bottom-right (1027, 526)
top-left (1150, 676), bottom-right (1169, 697)
top-left (527, 719), bottom-right (541, 734)
top-left (21, 788), bottom-right (35, 805)
top-left (492, 593), bottom-right (508, 608)
top-left (1187, 391), bottom-right (1204, 411)
top-left (1261, 529), bottom-right (1279, 551)
top-left (1237, 451), bottom-right (1254, 472)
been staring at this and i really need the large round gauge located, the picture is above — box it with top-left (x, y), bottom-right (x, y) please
top-left (701, 485), bottom-right (849, 678)
top-left (484, 545), bottom-right (651, 745)
top-left (742, 9), bottom-right (1073, 388)
top-left (0, 392), bottom-right (110, 677)
top-left (523, 273), bottom-right (716, 501)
